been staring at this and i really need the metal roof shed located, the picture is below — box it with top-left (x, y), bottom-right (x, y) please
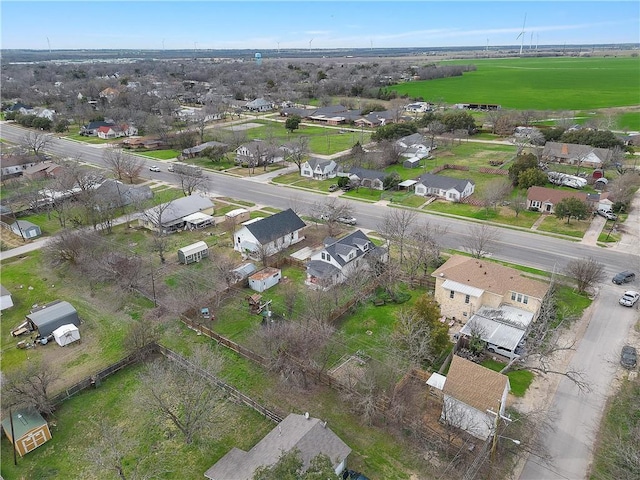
top-left (26, 301), bottom-right (80, 337)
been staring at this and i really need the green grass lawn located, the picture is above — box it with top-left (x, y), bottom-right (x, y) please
top-left (535, 214), bottom-right (590, 238)
top-left (481, 359), bottom-right (534, 397)
top-left (136, 149), bottom-right (180, 160)
top-left (389, 57), bottom-right (640, 110)
top-left (617, 111), bottom-right (640, 131)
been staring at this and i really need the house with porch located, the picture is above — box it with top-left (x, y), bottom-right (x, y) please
top-left (139, 194), bottom-right (214, 234)
top-left (542, 142), bottom-right (613, 168)
top-left (347, 167), bottom-right (386, 190)
top-left (300, 157), bottom-right (338, 180)
top-left (245, 98), bottom-right (274, 112)
top-left (306, 230), bottom-right (387, 289)
top-left (440, 355), bottom-right (510, 440)
top-left (234, 208), bottom-right (306, 257)
top-left (526, 186), bottom-right (588, 213)
top-left (414, 174), bottom-right (475, 202)
top-left (431, 255), bottom-right (549, 322)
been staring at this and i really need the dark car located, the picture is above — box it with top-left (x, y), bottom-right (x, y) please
top-left (329, 184), bottom-right (340, 192)
top-left (621, 345), bottom-right (637, 369)
top-left (343, 470), bottom-right (370, 480)
top-left (613, 271), bottom-right (636, 285)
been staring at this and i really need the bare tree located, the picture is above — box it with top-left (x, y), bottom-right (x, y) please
top-left (480, 178), bottom-right (512, 213)
top-left (510, 193), bottom-right (528, 218)
top-left (2, 359), bottom-right (59, 416)
top-left (378, 209), bottom-right (417, 265)
top-left (175, 169), bottom-right (207, 196)
top-left (123, 317), bottom-right (160, 356)
top-left (84, 419), bottom-right (138, 480)
top-left (463, 224), bottom-right (499, 258)
top-left (315, 197), bottom-right (355, 237)
top-left (564, 257), bottom-right (605, 294)
top-left (285, 135), bottom-right (309, 172)
top-left (141, 199), bottom-right (176, 262)
top-left (103, 145), bottom-right (128, 180)
top-left (391, 309), bottom-right (435, 367)
top-left (21, 130), bottom-right (54, 159)
top-left (404, 222), bottom-right (446, 282)
top-left (137, 345), bottom-right (227, 444)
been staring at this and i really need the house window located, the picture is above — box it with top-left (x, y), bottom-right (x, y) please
top-left (511, 292), bottom-right (516, 301)
top-left (465, 295), bottom-right (470, 304)
top-left (531, 201), bottom-right (541, 208)
top-left (517, 293), bottom-right (522, 302)
top-left (523, 295), bottom-right (529, 304)
top-left (321, 252), bottom-right (326, 260)
top-left (237, 236), bottom-right (241, 244)
top-left (450, 290), bottom-right (455, 299)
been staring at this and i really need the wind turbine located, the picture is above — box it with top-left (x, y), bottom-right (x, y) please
top-left (516, 13), bottom-right (527, 55)
top-left (309, 38), bottom-right (313, 51)
top-left (46, 36), bottom-right (51, 53)
top-left (530, 31), bottom-right (534, 50)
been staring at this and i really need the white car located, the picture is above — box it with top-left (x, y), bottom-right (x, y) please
top-left (619, 290), bottom-right (640, 307)
top-left (149, 165), bottom-right (160, 172)
top-left (337, 216), bottom-right (357, 226)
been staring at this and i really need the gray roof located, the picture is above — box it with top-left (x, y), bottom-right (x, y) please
top-left (181, 141), bottom-right (228, 155)
top-left (542, 142), bottom-right (612, 162)
top-left (244, 209), bottom-right (306, 245)
top-left (26, 301), bottom-right (78, 328)
top-left (1, 285), bottom-right (11, 297)
top-left (397, 132), bottom-right (427, 146)
top-left (143, 194), bottom-right (213, 227)
top-left (11, 220), bottom-right (39, 230)
top-left (417, 173), bottom-right (474, 192)
top-left (306, 157), bottom-right (336, 171)
top-left (204, 413), bottom-right (351, 480)
top-left (307, 259), bottom-right (341, 279)
top-left (349, 167), bottom-right (386, 181)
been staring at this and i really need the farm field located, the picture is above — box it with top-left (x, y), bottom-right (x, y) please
top-left (389, 57), bottom-right (640, 110)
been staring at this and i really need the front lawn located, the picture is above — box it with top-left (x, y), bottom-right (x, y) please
top-left (136, 149), bottom-right (180, 160)
top-left (535, 215), bottom-right (590, 238)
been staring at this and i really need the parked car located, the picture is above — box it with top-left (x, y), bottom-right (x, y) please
top-left (620, 345), bottom-right (637, 369)
top-left (149, 165), bottom-right (160, 172)
top-left (167, 164), bottom-right (175, 172)
top-left (619, 291), bottom-right (640, 307)
top-left (341, 184), bottom-right (353, 191)
top-left (613, 271), bottom-right (636, 285)
top-left (337, 216), bottom-right (357, 226)
top-left (328, 184), bottom-right (339, 192)
top-left (597, 209), bottom-right (617, 220)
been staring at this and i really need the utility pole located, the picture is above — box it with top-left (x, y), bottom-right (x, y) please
top-left (9, 406), bottom-right (18, 465)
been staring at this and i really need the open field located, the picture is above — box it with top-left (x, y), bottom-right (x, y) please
top-left (389, 57), bottom-right (640, 110)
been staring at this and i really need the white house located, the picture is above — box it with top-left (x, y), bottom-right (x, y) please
top-left (306, 230), bottom-right (388, 289)
top-left (300, 158), bottom-right (338, 180)
top-left (234, 208), bottom-right (306, 257)
top-left (414, 174), bottom-right (475, 202)
top-left (395, 133), bottom-right (432, 158)
top-left (139, 195), bottom-right (214, 234)
top-left (441, 355), bottom-right (510, 440)
top-left (245, 98), bottom-right (274, 112)
top-left (235, 140), bottom-right (285, 166)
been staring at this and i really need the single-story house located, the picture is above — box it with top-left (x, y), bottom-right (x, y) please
top-left (542, 142), bottom-right (613, 168)
top-left (432, 255), bottom-right (549, 321)
top-left (0, 155), bottom-right (39, 178)
top-left (245, 98), bottom-right (274, 112)
top-left (234, 208), bottom-right (306, 257)
top-left (23, 161), bottom-right (61, 180)
top-left (1, 408), bottom-right (52, 457)
top-left (93, 180), bottom-right (153, 210)
top-left (235, 140), bottom-right (285, 166)
top-left (396, 133), bottom-right (432, 158)
top-left (248, 267), bottom-right (282, 292)
top-left (300, 158), bottom-right (339, 180)
top-left (80, 120), bottom-right (116, 136)
top-left (139, 194), bottom-right (214, 234)
top-left (178, 241), bottom-right (209, 264)
top-left (1, 285), bottom-right (14, 311)
top-left (26, 301), bottom-right (80, 338)
top-left (204, 413), bottom-right (351, 480)
top-left (526, 186), bottom-right (588, 213)
top-left (11, 220), bottom-right (42, 239)
top-left (440, 355), bottom-right (510, 440)
top-left (415, 174), bottom-right (475, 202)
top-left (96, 124), bottom-right (137, 139)
top-left (348, 167), bottom-right (386, 190)
top-left (180, 141), bottom-right (228, 159)
top-left (306, 230), bottom-right (388, 289)
top-left (405, 102), bottom-right (433, 113)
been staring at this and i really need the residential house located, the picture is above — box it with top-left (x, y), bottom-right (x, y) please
top-left (80, 120), bottom-right (116, 136)
top-left (348, 167), bottom-right (386, 190)
top-left (93, 180), bottom-right (153, 210)
top-left (245, 98), bottom-right (274, 112)
top-left (204, 413), bottom-right (351, 480)
top-left (405, 102), bottom-right (433, 113)
top-left (395, 133), bottom-right (432, 158)
top-left (300, 157), bottom-right (339, 180)
top-left (440, 355), bottom-right (510, 440)
top-left (415, 174), bottom-right (475, 202)
top-left (99, 87), bottom-right (121, 102)
top-left (306, 230), bottom-right (388, 289)
top-left (0, 155), bottom-right (39, 178)
top-left (5, 102), bottom-right (33, 114)
top-left (526, 186), bottom-right (588, 213)
top-left (353, 110), bottom-right (400, 128)
top-left (139, 194), bottom-right (214, 233)
top-left (542, 142), bottom-right (613, 168)
top-left (1, 285), bottom-right (14, 311)
top-left (431, 255), bottom-right (549, 321)
top-left (1, 408), bottom-right (52, 457)
top-left (23, 161), bottom-right (61, 180)
top-left (235, 140), bottom-right (285, 166)
top-left (234, 208), bottom-right (306, 257)
top-left (11, 220), bottom-right (42, 239)
top-left (121, 136), bottom-right (166, 150)
top-left (96, 124), bottom-right (137, 139)
top-left (180, 141), bottom-right (228, 159)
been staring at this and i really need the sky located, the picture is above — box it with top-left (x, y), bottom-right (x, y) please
top-left (1, 1), bottom-right (639, 50)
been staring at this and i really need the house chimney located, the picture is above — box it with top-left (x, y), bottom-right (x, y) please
top-left (561, 144), bottom-right (569, 155)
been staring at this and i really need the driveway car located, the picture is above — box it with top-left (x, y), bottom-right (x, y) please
top-left (612, 271), bottom-right (636, 285)
top-left (597, 209), bottom-right (617, 220)
top-left (337, 216), bottom-right (357, 226)
top-left (619, 291), bottom-right (640, 307)
top-left (328, 184), bottom-right (340, 192)
top-left (149, 165), bottom-right (160, 172)
top-left (620, 345), bottom-right (637, 369)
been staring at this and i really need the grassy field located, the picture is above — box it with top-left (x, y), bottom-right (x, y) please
top-left (389, 57), bottom-right (640, 110)
top-left (136, 149), bottom-right (180, 160)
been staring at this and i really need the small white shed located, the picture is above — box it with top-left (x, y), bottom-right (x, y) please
top-left (52, 324), bottom-right (80, 346)
top-left (248, 267), bottom-right (282, 293)
top-left (178, 241), bottom-right (209, 264)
